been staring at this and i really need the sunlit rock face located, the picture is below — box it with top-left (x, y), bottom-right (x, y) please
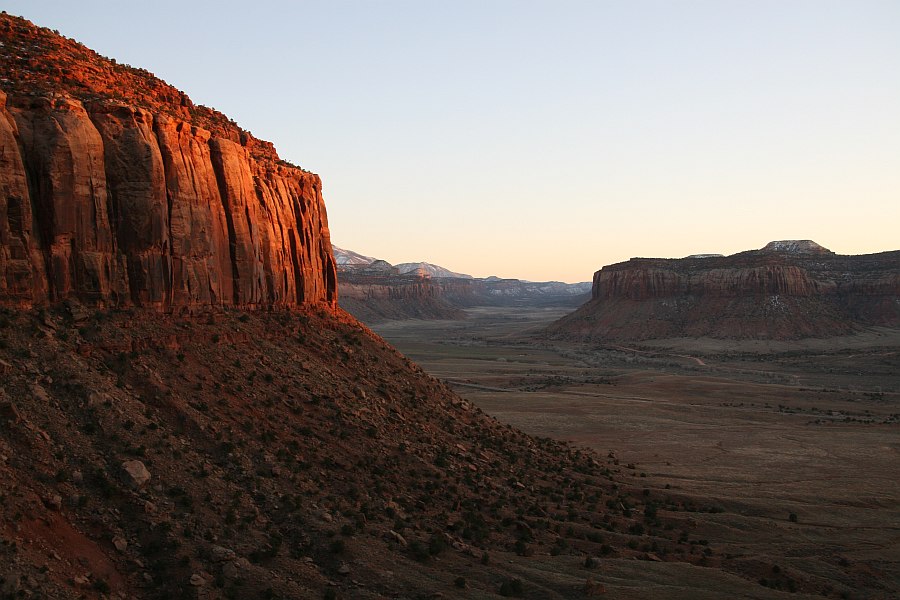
top-left (0, 14), bottom-right (336, 310)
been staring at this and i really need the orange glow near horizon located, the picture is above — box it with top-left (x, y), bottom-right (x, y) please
top-left (7, 0), bottom-right (898, 283)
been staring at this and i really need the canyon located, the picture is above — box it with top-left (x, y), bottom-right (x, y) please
top-left (0, 14), bottom-right (710, 600)
top-left (1, 12), bottom-right (897, 600)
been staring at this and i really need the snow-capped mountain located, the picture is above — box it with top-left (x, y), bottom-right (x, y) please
top-left (394, 262), bottom-right (473, 279)
top-left (332, 245), bottom-right (375, 266)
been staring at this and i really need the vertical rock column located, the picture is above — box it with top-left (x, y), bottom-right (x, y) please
top-left (0, 91), bottom-right (47, 304)
top-left (91, 104), bottom-right (170, 307)
top-left (11, 95), bottom-right (127, 304)
top-left (154, 116), bottom-right (233, 307)
top-left (255, 165), bottom-right (337, 306)
top-left (209, 138), bottom-right (267, 306)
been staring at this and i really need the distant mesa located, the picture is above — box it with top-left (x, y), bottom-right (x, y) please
top-left (547, 240), bottom-right (899, 341)
top-left (760, 240), bottom-right (833, 255)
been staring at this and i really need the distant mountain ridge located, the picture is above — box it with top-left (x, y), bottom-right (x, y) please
top-left (547, 240), bottom-right (900, 341)
top-left (395, 262), bottom-right (473, 279)
top-left (332, 245), bottom-right (374, 266)
top-left (333, 247), bottom-right (473, 279)
top-left (334, 246), bottom-right (591, 322)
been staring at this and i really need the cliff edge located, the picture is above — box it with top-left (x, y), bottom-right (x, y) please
top-left (0, 14), bottom-right (336, 309)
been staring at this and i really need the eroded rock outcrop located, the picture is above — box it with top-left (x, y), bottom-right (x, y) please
top-left (0, 14), bottom-right (336, 310)
top-left (338, 260), bottom-right (469, 322)
top-left (548, 241), bottom-right (900, 340)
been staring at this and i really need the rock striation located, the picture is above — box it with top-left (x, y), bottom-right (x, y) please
top-left (548, 241), bottom-right (900, 340)
top-left (338, 259), bottom-right (468, 322)
top-left (0, 14), bottom-right (336, 310)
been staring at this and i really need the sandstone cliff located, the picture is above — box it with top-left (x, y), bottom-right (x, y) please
top-left (0, 14), bottom-right (336, 310)
top-left (548, 241), bottom-right (900, 340)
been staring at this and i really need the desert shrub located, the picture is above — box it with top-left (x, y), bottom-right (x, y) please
top-left (428, 533), bottom-right (446, 556)
top-left (408, 540), bottom-right (430, 562)
top-left (499, 578), bottom-right (524, 597)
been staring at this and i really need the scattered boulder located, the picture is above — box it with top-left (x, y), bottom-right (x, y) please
top-left (222, 558), bottom-right (252, 580)
top-left (210, 545), bottom-right (236, 562)
top-left (0, 401), bottom-right (21, 423)
top-left (120, 460), bottom-right (151, 488)
top-left (42, 494), bottom-right (62, 511)
top-left (387, 530), bottom-right (407, 547)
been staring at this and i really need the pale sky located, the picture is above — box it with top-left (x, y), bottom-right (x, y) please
top-left (6, 1), bottom-right (899, 282)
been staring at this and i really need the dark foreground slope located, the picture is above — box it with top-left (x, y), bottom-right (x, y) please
top-left (548, 241), bottom-right (900, 341)
top-left (0, 305), bottom-right (707, 599)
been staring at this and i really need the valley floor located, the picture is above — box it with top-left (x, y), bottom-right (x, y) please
top-left (373, 308), bottom-right (900, 600)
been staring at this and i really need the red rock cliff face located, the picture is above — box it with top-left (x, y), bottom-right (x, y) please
top-left (0, 92), bottom-right (336, 309)
top-left (550, 243), bottom-right (900, 340)
top-left (0, 15), bottom-right (336, 310)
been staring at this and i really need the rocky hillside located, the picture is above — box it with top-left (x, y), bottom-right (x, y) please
top-left (548, 241), bottom-right (900, 340)
top-left (0, 13), bottom-right (336, 310)
top-left (2, 306), bottom-right (715, 599)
